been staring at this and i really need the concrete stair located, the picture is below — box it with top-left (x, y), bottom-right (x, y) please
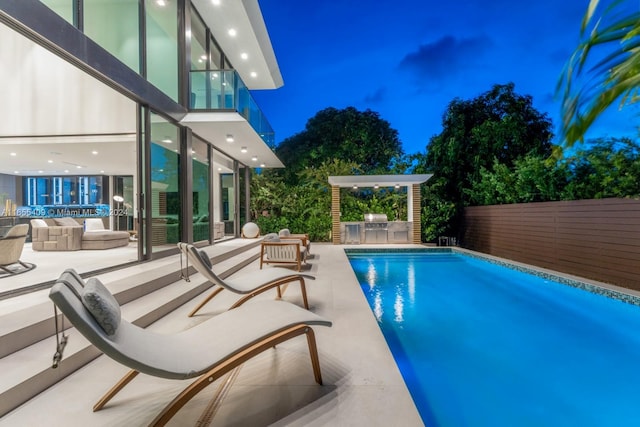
top-left (0, 240), bottom-right (262, 418)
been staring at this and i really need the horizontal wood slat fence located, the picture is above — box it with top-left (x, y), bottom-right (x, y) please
top-left (463, 198), bottom-right (640, 291)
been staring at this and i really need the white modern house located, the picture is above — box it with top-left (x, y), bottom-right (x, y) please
top-left (0, 0), bottom-right (284, 265)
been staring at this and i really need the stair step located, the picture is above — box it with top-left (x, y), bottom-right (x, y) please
top-left (0, 240), bottom-right (262, 418)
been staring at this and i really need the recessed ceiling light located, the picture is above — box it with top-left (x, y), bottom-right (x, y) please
top-left (100, 170), bottom-right (105, 173)
top-left (47, 160), bottom-right (53, 163)
top-left (240, 147), bottom-right (247, 153)
top-left (212, 0), bottom-right (220, 5)
top-left (251, 156), bottom-right (258, 162)
top-left (226, 134), bottom-right (234, 143)
top-left (162, 138), bottom-right (172, 143)
top-left (217, 167), bottom-right (222, 171)
top-left (13, 171), bottom-right (19, 174)
top-left (10, 152), bottom-right (16, 156)
top-left (353, 185), bottom-right (358, 189)
top-left (374, 184), bottom-right (379, 189)
top-left (92, 150), bottom-right (98, 155)
top-left (76, 165), bottom-right (82, 169)
top-left (38, 170), bottom-right (43, 174)
top-left (64, 170), bottom-right (69, 173)
top-left (228, 28), bottom-right (237, 37)
top-left (260, 163), bottom-right (265, 167)
top-left (200, 54), bottom-right (207, 60)
top-left (250, 71), bottom-right (257, 78)
top-left (395, 184), bottom-right (400, 189)
top-left (240, 52), bottom-right (248, 60)
top-left (156, 0), bottom-right (166, 6)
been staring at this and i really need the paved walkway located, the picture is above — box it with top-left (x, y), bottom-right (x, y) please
top-left (1, 243), bottom-right (425, 426)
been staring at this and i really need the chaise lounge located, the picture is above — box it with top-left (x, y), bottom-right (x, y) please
top-left (178, 242), bottom-right (313, 316)
top-left (49, 269), bottom-right (331, 426)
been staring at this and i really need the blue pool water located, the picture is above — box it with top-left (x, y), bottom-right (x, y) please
top-left (346, 250), bottom-right (640, 427)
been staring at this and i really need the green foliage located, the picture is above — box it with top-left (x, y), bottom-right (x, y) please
top-left (562, 138), bottom-right (640, 199)
top-left (466, 137), bottom-right (640, 206)
top-left (421, 83), bottom-right (554, 238)
top-left (275, 107), bottom-right (403, 185)
top-left (558, 0), bottom-right (640, 147)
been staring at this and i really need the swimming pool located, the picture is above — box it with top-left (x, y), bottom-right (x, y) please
top-left (346, 249), bottom-right (640, 427)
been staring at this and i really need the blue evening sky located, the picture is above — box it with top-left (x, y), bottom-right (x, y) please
top-left (254, 0), bottom-right (639, 155)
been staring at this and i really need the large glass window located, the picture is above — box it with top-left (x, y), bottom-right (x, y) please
top-left (212, 150), bottom-right (234, 238)
top-left (146, 0), bottom-right (178, 101)
top-left (84, 0), bottom-right (140, 72)
top-left (39, 0), bottom-right (74, 25)
top-left (192, 137), bottom-right (210, 242)
top-left (150, 112), bottom-right (180, 251)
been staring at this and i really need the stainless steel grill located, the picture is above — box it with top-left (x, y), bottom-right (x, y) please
top-left (364, 213), bottom-right (388, 243)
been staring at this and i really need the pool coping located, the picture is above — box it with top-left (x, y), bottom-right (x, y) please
top-left (344, 246), bottom-right (640, 308)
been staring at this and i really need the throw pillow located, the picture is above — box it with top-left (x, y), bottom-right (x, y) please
top-left (196, 248), bottom-right (213, 269)
top-left (31, 219), bottom-right (48, 228)
top-left (81, 278), bottom-right (121, 336)
top-left (54, 217), bottom-right (80, 227)
top-left (263, 233), bottom-right (280, 242)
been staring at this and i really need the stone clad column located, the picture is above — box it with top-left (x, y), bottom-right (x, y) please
top-left (331, 186), bottom-right (341, 244)
top-left (411, 184), bottom-right (421, 244)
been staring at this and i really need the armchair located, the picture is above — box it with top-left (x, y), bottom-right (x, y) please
top-left (260, 233), bottom-right (308, 271)
top-left (0, 224), bottom-right (35, 276)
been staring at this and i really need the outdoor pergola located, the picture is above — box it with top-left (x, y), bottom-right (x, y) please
top-left (328, 174), bottom-right (433, 244)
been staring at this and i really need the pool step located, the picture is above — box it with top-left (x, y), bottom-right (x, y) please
top-left (0, 240), bottom-right (262, 418)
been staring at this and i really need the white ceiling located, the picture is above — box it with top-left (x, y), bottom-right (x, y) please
top-left (0, 0), bottom-right (284, 177)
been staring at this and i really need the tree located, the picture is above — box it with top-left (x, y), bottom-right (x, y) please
top-left (421, 83), bottom-right (554, 238)
top-left (561, 137), bottom-right (640, 199)
top-left (558, 0), bottom-right (640, 147)
top-left (275, 107), bottom-right (403, 184)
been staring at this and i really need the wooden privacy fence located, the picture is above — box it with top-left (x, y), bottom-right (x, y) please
top-left (463, 198), bottom-right (640, 291)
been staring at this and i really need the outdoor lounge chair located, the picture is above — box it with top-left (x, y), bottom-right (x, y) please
top-left (279, 228), bottom-right (311, 254)
top-left (260, 233), bottom-right (308, 271)
top-left (178, 242), bottom-right (313, 316)
top-left (49, 269), bottom-right (331, 427)
top-left (0, 224), bottom-right (35, 277)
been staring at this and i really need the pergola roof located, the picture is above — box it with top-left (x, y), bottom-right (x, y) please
top-left (328, 174), bottom-right (433, 188)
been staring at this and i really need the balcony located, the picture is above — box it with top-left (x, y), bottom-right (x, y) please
top-left (189, 70), bottom-right (275, 148)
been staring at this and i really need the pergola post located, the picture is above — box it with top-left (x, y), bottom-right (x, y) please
top-left (411, 184), bottom-right (421, 244)
top-left (331, 185), bottom-right (341, 244)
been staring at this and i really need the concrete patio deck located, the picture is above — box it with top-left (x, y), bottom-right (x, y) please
top-left (0, 243), bottom-right (425, 426)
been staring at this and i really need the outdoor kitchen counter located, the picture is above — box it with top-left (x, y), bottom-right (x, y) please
top-left (339, 221), bottom-right (412, 244)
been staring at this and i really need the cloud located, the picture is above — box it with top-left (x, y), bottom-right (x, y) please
top-left (398, 35), bottom-right (493, 80)
top-left (364, 87), bottom-right (386, 104)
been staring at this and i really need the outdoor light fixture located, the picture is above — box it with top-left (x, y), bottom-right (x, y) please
top-left (113, 196), bottom-right (125, 231)
top-left (240, 147), bottom-right (247, 153)
top-left (374, 184), bottom-right (379, 189)
top-left (226, 134), bottom-right (234, 142)
top-left (353, 185), bottom-right (358, 189)
top-left (395, 184), bottom-right (400, 189)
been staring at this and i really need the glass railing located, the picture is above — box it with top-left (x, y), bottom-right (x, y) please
top-left (189, 70), bottom-right (275, 148)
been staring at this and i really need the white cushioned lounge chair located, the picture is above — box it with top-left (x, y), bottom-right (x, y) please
top-left (49, 269), bottom-right (331, 427)
top-left (178, 242), bottom-right (313, 316)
